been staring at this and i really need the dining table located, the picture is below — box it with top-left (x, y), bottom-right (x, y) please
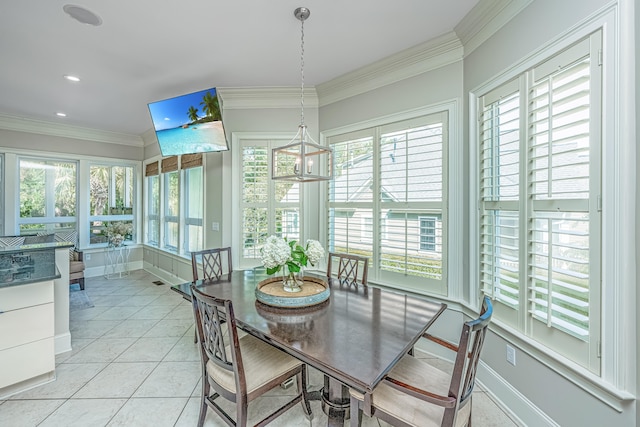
top-left (171, 268), bottom-right (446, 426)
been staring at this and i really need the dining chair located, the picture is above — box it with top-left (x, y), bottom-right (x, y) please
top-left (191, 247), bottom-right (233, 282)
top-left (326, 252), bottom-right (369, 288)
top-left (349, 296), bottom-right (493, 427)
top-left (190, 284), bottom-right (313, 427)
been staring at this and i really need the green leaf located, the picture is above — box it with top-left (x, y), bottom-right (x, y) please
top-left (286, 261), bottom-right (301, 272)
top-left (266, 266), bottom-right (281, 275)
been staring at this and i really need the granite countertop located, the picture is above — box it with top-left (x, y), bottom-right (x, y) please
top-left (0, 244), bottom-right (68, 288)
top-left (0, 241), bottom-right (74, 255)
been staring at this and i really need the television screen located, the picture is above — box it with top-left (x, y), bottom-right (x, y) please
top-left (148, 87), bottom-right (229, 156)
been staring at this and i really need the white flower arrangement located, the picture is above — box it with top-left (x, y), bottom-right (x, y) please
top-left (260, 235), bottom-right (325, 276)
top-left (106, 221), bottom-right (133, 246)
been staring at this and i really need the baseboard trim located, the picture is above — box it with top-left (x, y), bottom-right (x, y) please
top-left (477, 361), bottom-right (559, 427)
top-left (54, 331), bottom-right (71, 355)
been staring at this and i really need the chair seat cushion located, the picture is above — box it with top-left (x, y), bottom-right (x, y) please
top-left (70, 260), bottom-right (85, 274)
top-left (206, 333), bottom-right (301, 395)
top-left (350, 356), bottom-right (471, 427)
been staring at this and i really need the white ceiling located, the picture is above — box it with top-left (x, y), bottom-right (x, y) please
top-left (0, 1), bottom-right (479, 137)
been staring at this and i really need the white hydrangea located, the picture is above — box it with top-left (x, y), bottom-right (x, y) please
top-left (306, 239), bottom-right (325, 265)
top-left (261, 235), bottom-right (291, 269)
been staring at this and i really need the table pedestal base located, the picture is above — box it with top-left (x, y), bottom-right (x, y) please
top-left (307, 375), bottom-right (350, 426)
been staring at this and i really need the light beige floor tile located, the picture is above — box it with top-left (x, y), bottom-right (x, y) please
top-left (91, 294), bottom-right (130, 307)
top-left (91, 305), bottom-right (142, 321)
top-left (163, 336), bottom-right (201, 362)
top-left (146, 294), bottom-right (183, 306)
top-left (69, 305), bottom-right (111, 321)
top-left (68, 319), bottom-right (122, 339)
top-left (174, 397), bottom-right (229, 427)
top-left (164, 302), bottom-right (195, 320)
top-left (102, 319), bottom-right (160, 339)
top-left (64, 337), bottom-right (137, 363)
top-left (106, 397), bottom-right (189, 427)
top-left (128, 304), bottom-right (175, 320)
top-left (143, 318), bottom-right (193, 337)
top-left (73, 362), bottom-right (158, 398)
top-left (9, 363), bottom-right (107, 399)
top-left (39, 398), bottom-right (126, 427)
top-left (114, 295), bottom-right (159, 306)
top-left (133, 361), bottom-right (201, 398)
top-left (115, 336), bottom-right (181, 362)
top-left (0, 399), bottom-right (65, 426)
top-left (55, 338), bottom-right (95, 364)
top-left (471, 391), bottom-right (519, 426)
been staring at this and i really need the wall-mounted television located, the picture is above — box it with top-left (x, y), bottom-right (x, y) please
top-left (148, 87), bottom-right (229, 156)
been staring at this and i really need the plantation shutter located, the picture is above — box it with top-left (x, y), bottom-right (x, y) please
top-left (241, 144), bottom-right (269, 260)
top-left (477, 32), bottom-right (601, 371)
top-left (239, 140), bottom-right (302, 266)
top-left (327, 131), bottom-right (374, 258)
top-left (379, 114), bottom-right (446, 288)
top-left (479, 81), bottom-right (521, 308)
top-left (528, 36), bottom-right (597, 344)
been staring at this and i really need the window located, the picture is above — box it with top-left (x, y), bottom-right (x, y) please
top-left (237, 140), bottom-right (302, 267)
top-left (145, 162), bottom-right (160, 246)
top-left (19, 158), bottom-right (77, 235)
top-left (327, 112), bottom-right (448, 294)
top-left (163, 163), bottom-right (179, 251)
top-left (183, 156), bottom-right (204, 254)
top-left (478, 33), bottom-right (601, 372)
top-left (88, 164), bottom-right (135, 244)
top-left (0, 154), bottom-right (3, 235)
top-left (419, 216), bottom-right (437, 251)
top-left (145, 155), bottom-right (203, 255)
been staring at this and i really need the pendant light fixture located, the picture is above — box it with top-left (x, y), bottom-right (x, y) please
top-left (271, 7), bottom-right (333, 182)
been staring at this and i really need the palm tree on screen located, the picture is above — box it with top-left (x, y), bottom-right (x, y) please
top-left (187, 106), bottom-right (199, 123)
top-left (200, 92), bottom-right (221, 121)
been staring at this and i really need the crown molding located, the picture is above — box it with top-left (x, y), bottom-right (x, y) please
top-left (316, 32), bottom-right (464, 107)
top-left (0, 113), bottom-right (144, 146)
top-left (455, 0), bottom-right (534, 56)
top-left (217, 87), bottom-right (318, 110)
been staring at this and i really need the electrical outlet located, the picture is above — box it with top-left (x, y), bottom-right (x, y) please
top-left (212, 222), bottom-right (220, 231)
top-left (85, 253), bottom-right (91, 261)
top-left (506, 345), bottom-right (516, 366)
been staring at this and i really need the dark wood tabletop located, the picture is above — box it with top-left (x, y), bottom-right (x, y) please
top-left (172, 268), bottom-right (446, 394)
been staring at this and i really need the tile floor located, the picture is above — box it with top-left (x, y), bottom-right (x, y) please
top-left (0, 270), bottom-right (519, 426)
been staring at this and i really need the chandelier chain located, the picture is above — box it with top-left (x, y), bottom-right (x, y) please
top-left (300, 17), bottom-right (305, 126)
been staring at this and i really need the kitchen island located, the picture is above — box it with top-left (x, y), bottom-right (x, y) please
top-left (0, 241), bottom-right (73, 398)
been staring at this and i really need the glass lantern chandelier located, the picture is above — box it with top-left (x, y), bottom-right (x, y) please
top-left (271, 7), bottom-right (334, 182)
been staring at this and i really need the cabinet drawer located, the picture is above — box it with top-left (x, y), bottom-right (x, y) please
top-left (0, 337), bottom-right (55, 389)
top-left (0, 280), bottom-right (54, 312)
top-left (0, 303), bottom-right (54, 351)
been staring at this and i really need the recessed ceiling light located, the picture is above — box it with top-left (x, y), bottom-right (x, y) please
top-left (56, 112), bottom-right (67, 117)
top-left (63, 4), bottom-right (102, 26)
top-left (64, 75), bottom-right (80, 82)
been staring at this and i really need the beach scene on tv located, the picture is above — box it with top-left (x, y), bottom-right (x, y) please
top-left (148, 87), bottom-right (228, 156)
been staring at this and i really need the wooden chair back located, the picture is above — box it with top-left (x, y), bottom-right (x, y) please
top-left (191, 247), bottom-right (232, 282)
top-left (327, 252), bottom-right (369, 288)
top-left (442, 295), bottom-right (493, 425)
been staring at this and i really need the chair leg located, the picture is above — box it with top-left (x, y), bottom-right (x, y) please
top-left (236, 400), bottom-right (249, 427)
top-left (197, 377), bottom-right (210, 427)
top-left (79, 277), bottom-right (85, 291)
top-left (350, 396), bottom-right (362, 427)
top-left (298, 365), bottom-right (313, 420)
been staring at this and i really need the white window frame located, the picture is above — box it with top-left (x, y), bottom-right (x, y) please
top-left (231, 133), bottom-right (305, 270)
top-left (470, 10), bottom-right (633, 399)
top-left (145, 173), bottom-right (160, 247)
top-left (87, 163), bottom-right (135, 246)
top-left (183, 165), bottom-right (204, 255)
top-left (321, 102), bottom-right (461, 297)
top-left (17, 156), bottom-right (78, 235)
